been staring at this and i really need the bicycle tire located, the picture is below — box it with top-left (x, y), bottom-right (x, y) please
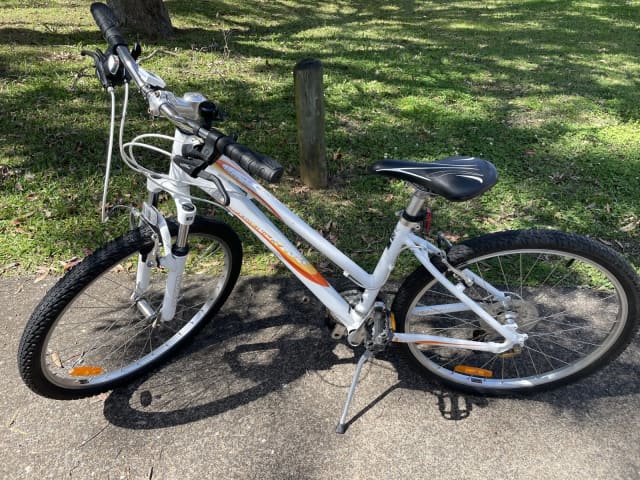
top-left (18, 216), bottom-right (242, 399)
top-left (392, 229), bottom-right (640, 394)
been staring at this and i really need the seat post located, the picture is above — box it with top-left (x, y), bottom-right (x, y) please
top-left (403, 188), bottom-right (430, 219)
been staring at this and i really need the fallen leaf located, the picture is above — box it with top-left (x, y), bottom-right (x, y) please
top-left (90, 392), bottom-right (110, 404)
top-left (34, 266), bottom-right (50, 283)
top-left (61, 257), bottom-right (81, 271)
top-left (620, 220), bottom-right (639, 233)
top-left (51, 351), bottom-right (63, 368)
top-left (1, 262), bottom-right (20, 273)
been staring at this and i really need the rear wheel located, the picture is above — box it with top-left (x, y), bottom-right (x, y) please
top-left (392, 229), bottom-right (640, 394)
top-left (18, 216), bottom-right (242, 399)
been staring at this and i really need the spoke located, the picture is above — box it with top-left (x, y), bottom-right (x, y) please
top-left (67, 304), bottom-right (140, 366)
top-left (101, 271), bottom-right (138, 293)
top-left (533, 336), bottom-right (592, 356)
top-left (519, 254), bottom-right (524, 298)
top-left (521, 254), bottom-right (542, 290)
top-left (145, 324), bottom-right (154, 354)
top-left (535, 313), bottom-right (614, 332)
top-left (496, 255), bottom-right (511, 293)
top-left (528, 328), bottom-right (605, 346)
top-left (527, 337), bottom-right (557, 370)
top-left (524, 340), bottom-right (571, 367)
top-left (79, 290), bottom-right (130, 310)
top-left (415, 316), bottom-right (479, 330)
top-left (106, 322), bottom-right (156, 367)
top-left (511, 355), bottom-right (520, 379)
top-left (438, 353), bottom-right (467, 369)
top-left (540, 258), bottom-right (563, 288)
top-left (598, 292), bottom-right (618, 303)
top-left (548, 266), bottom-right (577, 290)
top-left (526, 346), bottom-right (539, 376)
top-left (478, 354), bottom-right (500, 371)
top-left (156, 319), bottom-right (182, 334)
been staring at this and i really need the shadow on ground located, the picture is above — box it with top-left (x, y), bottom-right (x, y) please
top-left (103, 276), bottom-right (640, 431)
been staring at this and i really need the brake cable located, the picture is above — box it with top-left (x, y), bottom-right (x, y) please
top-left (100, 85), bottom-right (117, 222)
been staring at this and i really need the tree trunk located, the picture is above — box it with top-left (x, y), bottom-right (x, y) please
top-left (107, 0), bottom-right (173, 40)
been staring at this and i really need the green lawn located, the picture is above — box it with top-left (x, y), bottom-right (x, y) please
top-left (1, 0), bottom-right (639, 277)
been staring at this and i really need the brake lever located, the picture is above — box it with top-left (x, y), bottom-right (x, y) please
top-left (81, 48), bottom-right (110, 89)
top-left (81, 47), bottom-right (127, 89)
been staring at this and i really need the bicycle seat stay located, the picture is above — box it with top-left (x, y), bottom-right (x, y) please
top-left (371, 156), bottom-right (498, 201)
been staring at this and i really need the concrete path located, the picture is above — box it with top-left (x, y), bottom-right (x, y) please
top-left (1, 276), bottom-right (639, 479)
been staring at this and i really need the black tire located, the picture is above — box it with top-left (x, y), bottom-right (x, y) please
top-left (18, 216), bottom-right (242, 399)
top-left (392, 229), bottom-right (640, 394)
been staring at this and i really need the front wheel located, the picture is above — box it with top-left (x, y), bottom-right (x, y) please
top-left (392, 229), bottom-right (640, 394)
top-left (18, 216), bottom-right (242, 399)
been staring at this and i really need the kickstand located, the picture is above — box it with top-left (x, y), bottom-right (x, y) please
top-left (336, 349), bottom-right (373, 434)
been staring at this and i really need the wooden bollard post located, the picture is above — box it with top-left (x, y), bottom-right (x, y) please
top-left (294, 58), bottom-right (327, 189)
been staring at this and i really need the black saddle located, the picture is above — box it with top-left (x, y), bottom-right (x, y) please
top-left (371, 156), bottom-right (498, 201)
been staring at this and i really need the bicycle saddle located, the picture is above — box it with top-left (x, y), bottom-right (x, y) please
top-left (371, 156), bottom-right (498, 201)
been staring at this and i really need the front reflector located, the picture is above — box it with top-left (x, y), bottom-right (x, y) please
top-left (70, 366), bottom-right (104, 377)
top-left (453, 365), bottom-right (493, 378)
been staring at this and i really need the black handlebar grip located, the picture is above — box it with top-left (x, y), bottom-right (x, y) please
top-left (90, 2), bottom-right (128, 49)
top-left (222, 142), bottom-right (284, 183)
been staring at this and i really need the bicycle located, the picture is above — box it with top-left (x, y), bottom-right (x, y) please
top-left (17, 3), bottom-right (640, 434)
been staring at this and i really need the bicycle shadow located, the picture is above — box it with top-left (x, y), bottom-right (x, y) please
top-left (102, 276), bottom-right (640, 430)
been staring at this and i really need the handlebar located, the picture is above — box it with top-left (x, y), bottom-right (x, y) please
top-left (88, 2), bottom-right (283, 183)
top-left (207, 133), bottom-right (285, 183)
top-left (90, 2), bottom-right (127, 50)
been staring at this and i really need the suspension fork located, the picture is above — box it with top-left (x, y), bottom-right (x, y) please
top-left (133, 190), bottom-right (196, 322)
top-left (132, 191), bottom-right (161, 309)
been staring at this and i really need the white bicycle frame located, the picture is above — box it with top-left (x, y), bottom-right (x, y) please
top-left (136, 129), bottom-right (527, 355)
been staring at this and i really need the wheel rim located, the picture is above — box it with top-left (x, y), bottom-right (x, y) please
top-left (405, 248), bottom-right (629, 390)
top-left (40, 232), bottom-right (234, 390)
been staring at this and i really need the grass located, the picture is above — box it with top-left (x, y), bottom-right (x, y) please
top-left (1, 0), bottom-right (639, 279)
